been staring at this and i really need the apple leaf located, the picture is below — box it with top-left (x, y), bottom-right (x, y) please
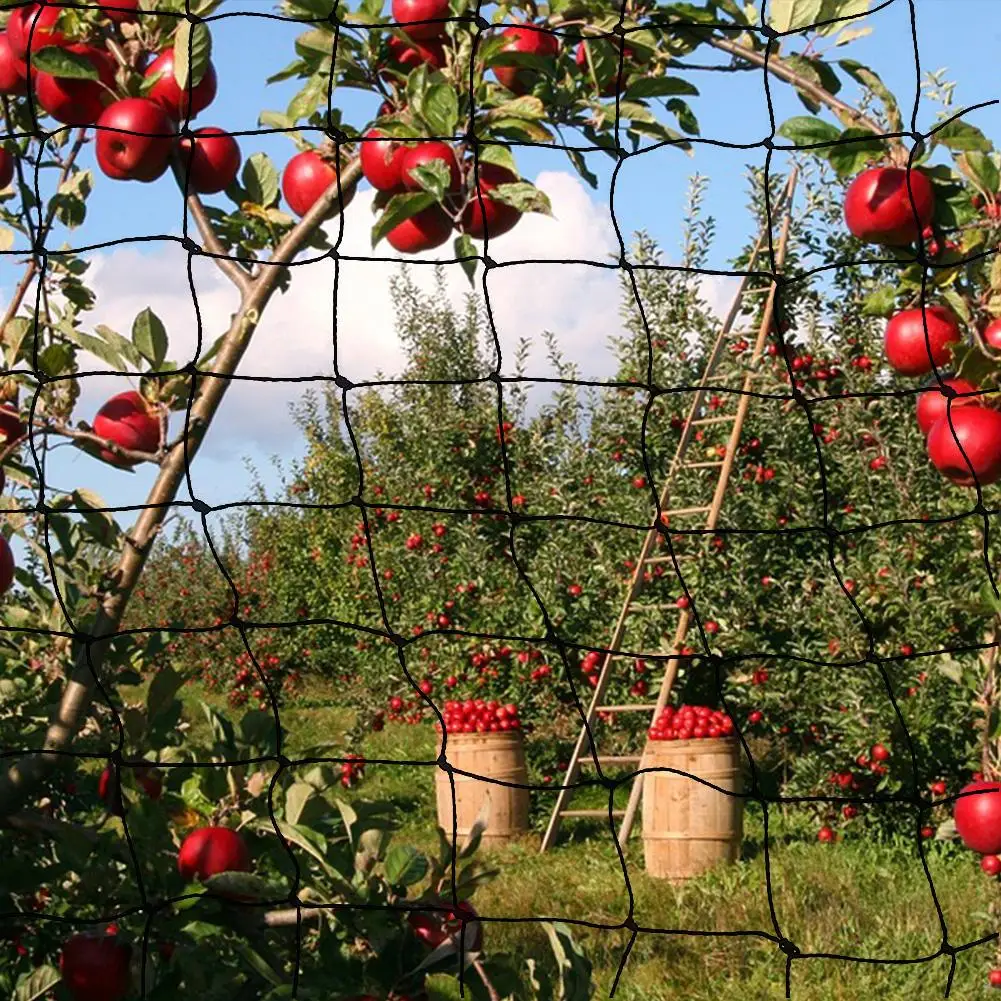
top-left (826, 127), bottom-right (886, 180)
top-left (933, 119), bottom-right (992, 153)
top-left (454, 233), bottom-right (477, 285)
top-left (384, 844), bottom-right (429, 885)
top-left (860, 285), bottom-right (896, 317)
top-left (422, 83), bottom-right (459, 137)
top-left (776, 115), bottom-right (842, 149)
top-left (489, 182), bottom-right (552, 216)
top-left (959, 151), bottom-right (1000, 195)
top-left (406, 159), bottom-right (452, 201)
top-left (371, 190), bottom-right (437, 247)
top-left (542, 922), bottom-right (594, 1001)
top-left (837, 59), bottom-right (902, 133)
top-left (13, 965), bottom-right (61, 1001)
top-left (173, 18), bottom-right (212, 93)
top-left (31, 46), bottom-right (100, 80)
top-left (132, 307), bottom-right (168, 369)
top-left (95, 324), bottom-right (144, 370)
top-left (478, 144), bottom-right (518, 176)
top-left (284, 781), bottom-right (315, 825)
top-left (243, 152), bottom-right (281, 208)
top-left (767, 0), bottom-right (824, 34)
top-left (625, 75), bottom-right (699, 100)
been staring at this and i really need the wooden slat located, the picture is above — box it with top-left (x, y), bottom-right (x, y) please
top-left (579, 755), bottom-right (643, 766)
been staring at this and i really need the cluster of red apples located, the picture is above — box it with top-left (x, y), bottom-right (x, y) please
top-left (60, 823), bottom-right (250, 1001)
top-left (0, 3), bottom-right (242, 195)
top-left (647, 704), bottom-right (735, 741)
top-left (434, 698), bottom-right (522, 734)
top-left (844, 166), bottom-right (1001, 486)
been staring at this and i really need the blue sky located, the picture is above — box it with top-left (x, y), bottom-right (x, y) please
top-left (9, 0), bottom-right (1000, 537)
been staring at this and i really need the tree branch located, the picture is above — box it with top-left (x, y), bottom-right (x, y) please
top-left (705, 34), bottom-right (890, 141)
top-left (0, 158), bottom-right (363, 817)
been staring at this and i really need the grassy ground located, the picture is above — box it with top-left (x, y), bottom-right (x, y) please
top-left (176, 682), bottom-right (999, 999)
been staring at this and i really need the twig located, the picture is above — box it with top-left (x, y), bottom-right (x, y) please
top-left (473, 958), bottom-right (501, 1001)
top-left (0, 158), bottom-right (364, 816)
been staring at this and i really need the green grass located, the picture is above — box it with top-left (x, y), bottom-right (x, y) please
top-left (173, 685), bottom-right (999, 999)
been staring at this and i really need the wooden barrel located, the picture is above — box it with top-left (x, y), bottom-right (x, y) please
top-left (435, 731), bottom-right (530, 847)
top-left (641, 736), bottom-right (743, 881)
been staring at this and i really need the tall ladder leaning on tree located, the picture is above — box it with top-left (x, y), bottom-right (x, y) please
top-left (539, 167), bottom-right (800, 854)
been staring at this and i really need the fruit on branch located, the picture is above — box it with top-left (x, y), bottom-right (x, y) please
top-left (492, 22), bottom-right (559, 95)
top-left (0, 403), bottom-right (26, 442)
top-left (385, 34), bottom-right (446, 72)
top-left (177, 825), bottom-right (251, 882)
top-left (144, 50), bottom-right (217, 120)
top-left (7, 4), bottom-right (66, 64)
top-left (360, 129), bottom-right (408, 191)
top-left (399, 141), bottom-right (461, 192)
top-left (843, 166), bottom-right (934, 245)
top-left (915, 377), bottom-right (979, 436)
top-left (92, 390), bottom-right (160, 466)
top-left (386, 205), bottom-right (452, 253)
top-left (100, 0), bottom-right (140, 22)
top-left (983, 318), bottom-right (1001, 351)
top-left (98, 767), bottom-right (126, 816)
top-left (95, 98), bottom-right (175, 182)
top-left (926, 406), bottom-right (1001, 486)
top-left (393, 0), bottom-right (451, 41)
top-left (460, 162), bottom-right (520, 239)
top-left (954, 781), bottom-right (1001, 853)
top-left (0, 534), bottom-right (14, 596)
top-left (0, 32), bottom-right (27, 96)
top-left (178, 126), bottom-right (242, 194)
top-left (282, 149), bottom-right (355, 216)
top-left (0, 146), bottom-right (13, 190)
top-left (408, 900), bottom-right (484, 952)
top-left (60, 933), bottom-right (132, 1001)
top-left (34, 44), bottom-right (117, 127)
top-left (883, 305), bottom-right (962, 377)
top-left (135, 766), bottom-right (163, 799)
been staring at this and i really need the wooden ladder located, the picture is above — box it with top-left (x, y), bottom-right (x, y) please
top-left (539, 168), bottom-right (799, 853)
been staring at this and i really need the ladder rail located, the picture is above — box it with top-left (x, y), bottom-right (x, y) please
top-left (540, 169), bottom-right (800, 854)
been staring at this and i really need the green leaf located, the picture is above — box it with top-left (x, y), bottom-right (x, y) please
top-left (31, 46), bottom-right (100, 80)
top-left (960, 151), bottom-right (1000, 195)
top-left (37, 342), bottom-right (73, 379)
top-left (860, 285), bottom-right (896, 317)
top-left (826, 127), bottom-right (886, 180)
top-left (838, 59), bottom-right (901, 133)
top-left (13, 965), bottom-right (61, 1001)
top-left (242, 152), bottom-right (281, 208)
top-left (454, 233), bottom-right (477, 285)
top-left (173, 19), bottom-right (213, 92)
top-left (489, 182), bottom-right (551, 216)
top-left (934, 119), bottom-right (992, 153)
top-left (666, 98), bottom-right (699, 136)
top-left (478, 144), bottom-right (517, 176)
top-left (422, 83), bottom-right (459, 136)
top-left (624, 76), bottom-right (699, 100)
top-left (406, 159), bottom-right (451, 201)
top-left (132, 307), bottom-right (168, 368)
top-left (204, 871), bottom-right (274, 900)
top-left (776, 115), bottom-right (842, 148)
top-left (284, 781), bottom-right (315, 825)
top-left (767, 0), bottom-right (824, 33)
top-left (371, 191), bottom-right (437, 247)
top-left (180, 775), bottom-right (217, 818)
top-left (4, 317), bottom-right (31, 367)
top-left (232, 939), bottom-right (285, 988)
top-left (542, 923), bottom-right (594, 1001)
top-left (95, 324), bottom-right (143, 369)
top-left (72, 487), bottom-right (121, 546)
top-left (384, 844), bottom-right (429, 885)
top-left (147, 665), bottom-right (184, 722)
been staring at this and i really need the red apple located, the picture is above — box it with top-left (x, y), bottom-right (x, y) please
top-left (178, 126), bottom-right (242, 194)
top-left (983, 318), bottom-right (1001, 351)
top-left (399, 141), bottom-right (461, 193)
top-left (991, 969), bottom-right (1001, 988)
top-left (93, 390), bottom-right (160, 466)
top-left (0, 534), bottom-right (14, 595)
top-left (981, 854), bottom-right (1001, 876)
top-left (282, 149), bottom-right (355, 216)
top-left (177, 826), bottom-right (251, 882)
top-left (386, 205), bottom-right (452, 253)
top-left (915, 377), bottom-right (979, 436)
top-left (98, 767), bottom-right (125, 816)
top-left (8, 4), bottom-right (66, 62)
top-left (100, 0), bottom-right (140, 22)
top-left (492, 23), bottom-right (559, 95)
top-left (61, 933), bottom-right (132, 1001)
top-left (0, 147), bottom-right (13, 190)
top-left (460, 162), bottom-right (520, 239)
top-left (955, 781), bottom-right (1001, 854)
top-left (408, 901), bottom-right (483, 952)
top-left (0, 33), bottom-right (27, 96)
top-left (34, 44), bottom-right (116, 126)
top-left (393, 0), bottom-right (450, 41)
top-left (136, 766), bottom-right (163, 800)
top-left (927, 406), bottom-right (1001, 486)
top-left (144, 49), bottom-right (217, 120)
top-left (95, 99), bottom-right (175, 182)
top-left (0, 404), bottom-right (25, 443)
top-left (359, 129), bottom-right (408, 191)
top-left (843, 166), bottom-right (934, 245)
top-left (883, 305), bottom-right (962, 377)
top-left (385, 34), bottom-right (446, 71)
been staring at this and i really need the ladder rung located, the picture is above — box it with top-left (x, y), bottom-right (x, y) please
top-left (691, 415), bottom-right (734, 426)
top-left (743, 285), bottom-right (773, 295)
top-left (597, 704), bottom-right (658, 712)
top-left (643, 553), bottom-right (695, 564)
top-left (683, 460), bottom-right (725, 469)
top-left (663, 505), bottom-right (712, 517)
top-left (580, 755), bottom-right (643, 766)
top-left (562, 810), bottom-right (627, 819)
top-left (628, 603), bottom-right (678, 613)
